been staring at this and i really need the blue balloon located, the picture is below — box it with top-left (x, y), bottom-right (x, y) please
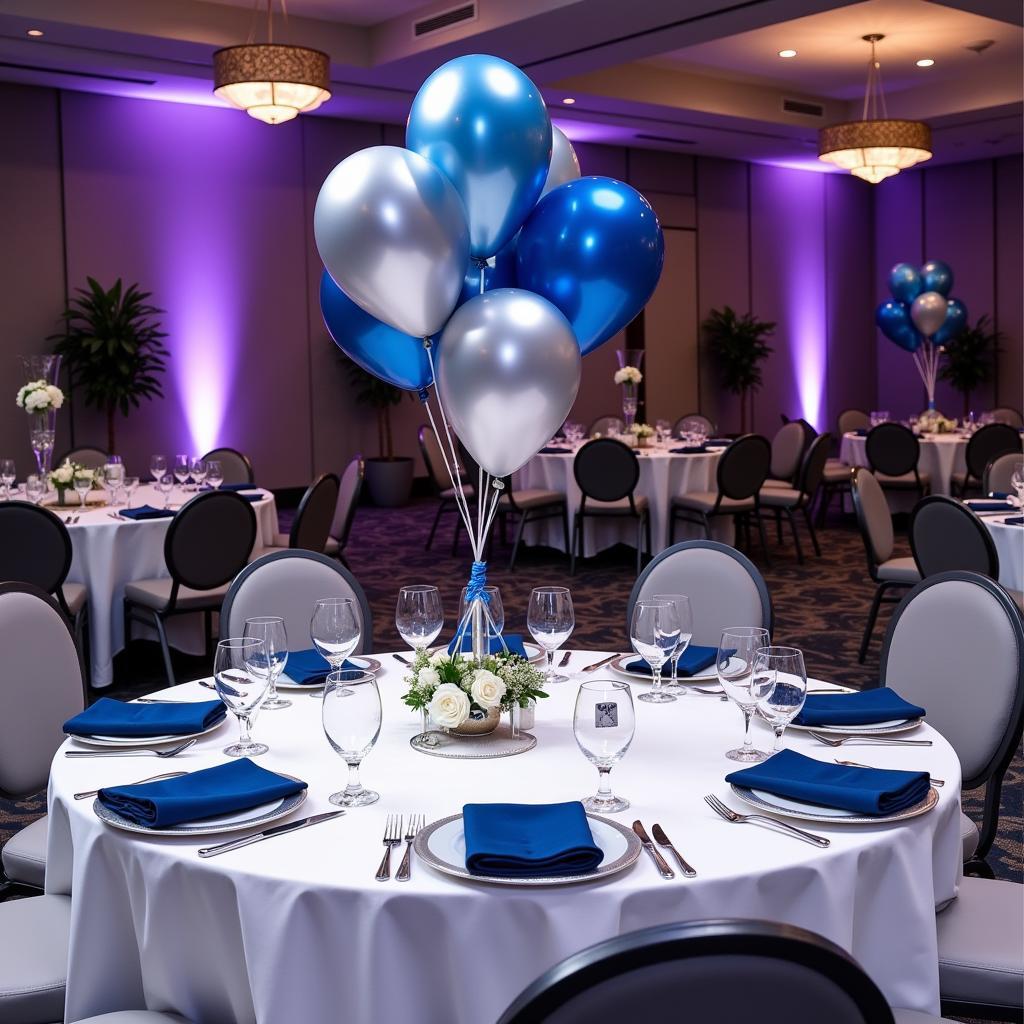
top-left (517, 177), bottom-right (665, 355)
top-left (876, 300), bottom-right (922, 353)
top-left (320, 270), bottom-right (433, 392)
top-left (458, 238), bottom-right (518, 308)
top-left (921, 260), bottom-right (953, 297)
top-left (933, 298), bottom-right (968, 346)
top-left (889, 262), bottom-right (923, 304)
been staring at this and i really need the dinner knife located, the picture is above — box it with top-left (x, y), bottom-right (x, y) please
top-left (631, 821), bottom-right (675, 879)
top-left (651, 823), bottom-right (697, 877)
top-left (582, 653), bottom-right (619, 673)
top-left (197, 810), bottom-right (345, 858)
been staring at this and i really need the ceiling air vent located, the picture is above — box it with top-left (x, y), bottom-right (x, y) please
top-left (783, 98), bottom-right (824, 117)
top-left (413, 3), bottom-right (477, 38)
top-left (634, 133), bottom-right (696, 145)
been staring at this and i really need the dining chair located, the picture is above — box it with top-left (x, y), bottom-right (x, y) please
top-left (418, 423), bottom-right (475, 555)
top-left (880, 571), bottom-right (1024, 875)
top-left (0, 891), bottom-right (71, 1024)
top-left (570, 438), bottom-right (650, 575)
top-left (865, 422), bottom-right (930, 501)
top-left (262, 473), bottom-right (340, 554)
top-left (497, 475), bottom-right (569, 572)
top-left (221, 549), bottom-right (374, 655)
top-left (672, 412), bottom-right (715, 437)
top-left (627, 539), bottom-right (773, 647)
top-left (123, 491), bottom-right (257, 685)
top-left (951, 423), bottom-right (1021, 497)
top-left (849, 468), bottom-right (921, 663)
top-left (200, 446), bottom-right (254, 485)
top-left (818, 410), bottom-right (870, 525)
top-left (987, 406), bottom-right (1023, 429)
top-left (669, 434), bottom-right (771, 563)
top-left (323, 456), bottom-right (364, 568)
top-left (587, 413), bottom-right (626, 437)
top-left (53, 444), bottom-right (109, 470)
top-left (982, 452), bottom-right (1022, 496)
top-left (837, 408), bottom-right (871, 435)
top-left (763, 421), bottom-right (808, 488)
top-left (759, 432), bottom-right (830, 563)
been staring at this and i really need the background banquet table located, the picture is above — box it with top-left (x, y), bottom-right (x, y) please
top-left (47, 652), bottom-right (962, 1022)
top-left (982, 512), bottom-right (1024, 592)
top-left (56, 484), bottom-right (278, 686)
top-left (839, 431), bottom-right (969, 497)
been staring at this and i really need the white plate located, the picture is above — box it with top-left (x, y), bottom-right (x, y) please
top-left (609, 653), bottom-right (739, 682)
top-left (789, 717), bottom-right (922, 735)
top-left (68, 716), bottom-right (226, 748)
top-left (93, 774), bottom-right (307, 836)
top-left (276, 656), bottom-right (382, 689)
top-left (730, 783), bottom-right (938, 825)
top-left (429, 642), bottom-right (545, 666)
top-left (415, 812), bottom-right (642, 886)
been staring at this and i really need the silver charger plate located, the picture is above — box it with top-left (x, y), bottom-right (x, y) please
top-left (730, 783), bottom-right (938, 825)
top-left (789, 717), bottom-right (922, 735)
top-left (429, 642), bottom-right (546, 666)
top-left (410, 722), bottom-right (537, 759)
top-left (276, 656), bottom-right (382, 690)
top-left (93, 773), bottom-right (307, 836)
top-left (67, 716), bottom-right (226, 748)
top-left (609, 653), bottom-right (739, 683)
top-left (414, 812), bottom-right (641, 886)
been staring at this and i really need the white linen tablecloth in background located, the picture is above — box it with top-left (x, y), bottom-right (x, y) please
top-left (839, 432), bottom-right (968, 498)
top-left (48, 652), bottom-right (962, 1021)
top-left (983, 514), bottom-right (1024, 593)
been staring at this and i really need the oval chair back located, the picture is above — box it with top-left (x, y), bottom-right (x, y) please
top-left (795, 432), bottom-right (832, 500)
top-left (290, 473), bottom-right (340, 552)
top-left (964, 423), bottom-right (1020, 484)
top-left (769, 422), bottom-right (806, 482)
top-left (673, 413), bottom-right (715, 437)
top-left (910, 496), bottom-right (999, 580)
top-left (201, 447), bottom-right (254, 486)
top-left (850, 467), bottom-right (894, 567)
top-left (0, 501), bottom-right (73, 600)
top-left (573, 439), bottom-right (640, 506)
top-left (983, 452), bottom-right (1022, 495)
top-left (330, 457), bottom-right (364, 548)
top-left (988, 406), bottom-right (1023, 428)
top-left (588, 414), bottom-right (626, 437)
top-left (837, 409), bottom-right (870, 435)
top-left (865, 422), bottom-right (919, 477)
top-left (53, 446), bottom-right (109, 471)
top-left (717, 434), bottom-right (771, 500)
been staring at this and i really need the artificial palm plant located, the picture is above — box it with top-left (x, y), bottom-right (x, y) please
top-left (343, 358), bottom-right (404, 460)
top-left (939, 314), bottom-right (1002, 419)
top-left (702, 305), bottom-right (776, 433)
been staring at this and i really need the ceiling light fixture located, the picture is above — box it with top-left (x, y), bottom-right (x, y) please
top-left (26, 28), bottom-right (44, 37)
top-left (213, 0), bottom-right (330, 125)
top-left (562, 97), bottom-right (576, 104)
top-left (818, 34), bottom-right (931, 183)
top-left (778, 49), bottom-right (797, 58)
top-left (916, 58), bottom-right (935, 67)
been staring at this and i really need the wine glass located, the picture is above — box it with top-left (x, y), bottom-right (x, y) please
top-left (214, 637), bottom-right (271, 757)
top-left (103, 461), bottom-right (124, 506)
top-left (652, 593), bottom-right (692, 691)
top-left (150, 455), bottom-right (166, 484)
top-left (573, 679), bottom-right (635, 813)
top-left (457, 585), bottom-right (504, 653)
top-left (156, 473), bottom-right (175, 508)
top-left (206, 460), bottom-right (224, 490)
top-left (753, 646), bottom-right (808, 754)
top-left (527, 586), bottom-right (574, 684)
top-left (0, 459), bottom-right (15, 500)
top-left (73, 471), bottom-right (93, 510)
top-left (310, 597), bottom-right (361, 679)
top-left (122, 476), bottom-right (139, 510)
top-left (630, 600), bottom-right (681, 704)
top-left (190, 457), bottom-right (207, 490)
top-left (244, 616), bottom-right (291, 710)
top-left (322, 670), bottom-right (381, 807)
top-left (395, 585), bottom-right (444, 656)
top-left (24, 475), bottom-right (43, 505)
top-left (718, 627), bottom-right (771, 762)
top-left (173, 454), bottom-right (190, 495)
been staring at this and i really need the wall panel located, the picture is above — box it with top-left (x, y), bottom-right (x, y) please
top-left (995, 155), bottom-right (1023, 414)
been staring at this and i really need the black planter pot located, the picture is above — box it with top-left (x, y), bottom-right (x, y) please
top-left (364, 456), bottom-right (414, 507)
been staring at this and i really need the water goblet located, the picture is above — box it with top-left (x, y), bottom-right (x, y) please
top-left (190, 457), bottom-right (207, 490)
top-left (310, 598), bottom-right (361, 699)
top-left (718, 627), bottom-right (771, 762)
top-left (103, 461), bottom-right (124, 507)
top-left (244, 616), bottom-right (291, 710)
top-left (527, 586), bottom-right (574, 684)
top-left (173, 454), bottom-right (190, 495)
top-left (573, 679), bottom-right (635, 813)
top-left (214, 637), bottom-right (271, 757)
top-left (457, 585), bottom-right (504, 654)
top-left (122, 476), bottom-right (139, 510)
top-left (753, 646), bottom-right (808, 753)
top-left (25, 475), bottom-right (43, 505)
top-left (652, 594), bottom-right (692, 691)
top-left (630, 600), bottom-right (680, 704)
top-left (0, 459), bottom-right (15, 500)
top-left (322, 670), bottom-right (381, 807)
top-left (396, 585), bottom-right (444, 657)
top-left (73, 471), bottom-right (93, 511)
top-left (206, 460), bottom-right (224, 490)
top-left (156, 473), bottom-right (175, 508)
top-left (150, 455), bottom-right (166, 484)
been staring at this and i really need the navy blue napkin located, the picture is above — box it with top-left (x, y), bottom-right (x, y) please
top-left (793, 686), bottom-right (924, 728)
top-left (671, 445), bottom-right (707, 454)
top-left (705, 438), bottom-right (732, 447)
top-left (726, 748), bottom-right (930, 816)
top-left (1003, 516), bottom-right (1024, 527)
top-left (447, 633), bottom-right (528, 658)
top-left (64, 697), bottom-right (226, 738)
top-left (853, 428), bottom-right (868, 437)
top-left (988, 492), bottom-right (1009, 500)
top-left (98, 757), bottom-right (306, 828)
top-left (966, 500), bottom-right (1016, 513)
top-left (284, 648), bottom-right (360, 685)
top-left (119, 504), bottom-right (175, 521)
top-left (538, 447), bottom-right (566, 454)
top-left (626, 643), bottom-right (723, 677)
top-left (463, 801), bottom-right (603, 878)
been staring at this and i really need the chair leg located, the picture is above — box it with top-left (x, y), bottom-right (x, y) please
top-left (803, 507), bottom-right (822, 556)
top-left (858, 586), bottom-right (886, 664)
top-left (755, 509), bottom-right (771, 566)
top-left (498, 511), bottom-right (508, 547)
top-left (569, 514), bottom-right (580, 575)
top-left (508, 511), bottom-right (529, 572)
top-left (151, 611), bottom-right (177, 686)
top-left (786, 508), bottom-right (804, 565)
top-left (775, 509), bottom-right (784, 544)
top-left (561, 506), bottom-right (571, 562)
top-left (451, 513), bottom-right (462, 557)
top-left (700, 513), bottom-right (711, 539)
top-left (426, 500), bottom-right (445, 551)
top-left (816, 485), bottom-right (830, 528)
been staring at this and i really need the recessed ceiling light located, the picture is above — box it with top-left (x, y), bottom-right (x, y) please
top-left (562, 97), bottom-right (575, 104)
top-left (778, 49), bottom-right (797, 58)
top-left (26, 28), bottom-right (44, 37)
top-left (916, 58), bottom-right (935, 67)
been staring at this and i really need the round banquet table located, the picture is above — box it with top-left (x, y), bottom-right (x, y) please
top-left (516, 442), bottom-right (730, 556)
top-left (47, 652), bottom-right (963, 1022)
top-left (982, 512), bottom-right (1024, 593)
top-left (839, 431), bottom-right (969, 498)
top-left (53, 484), bottom-right (278, 687)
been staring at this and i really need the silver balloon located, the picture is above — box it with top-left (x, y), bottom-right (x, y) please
top-left (910, 291), bottom-right (948, 338)
top-left (437, 289), bottom-right (581, 477)
top-left (540, 126), bottom-right (581, 199)
top-left (314, 146), bottom-right (470, 339)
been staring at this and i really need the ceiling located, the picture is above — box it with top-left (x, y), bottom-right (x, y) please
top-left (0, 0), bottom-right (1019, 169)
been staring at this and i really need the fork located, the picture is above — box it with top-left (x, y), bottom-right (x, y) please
top-left (809, 730), bottom-right (932, 747)
top-left (392, 653), bottom-right (412, 667)
top-left (704, 793), bottom-right (830, 847)
top-left (558, 650), bottom-right (572, 668)
top-left (835, 759), bottom-right (944, 786)
top-left (65, 738), bottom-right (198, 758)
top-left (74, 771), bottom-right (187, 800)
top-left (582, 653), bottom-right (620, 673)
top-left (396, 814), bottom-right (424, 882)
top-left (375, 814), bottom-right (403, 881)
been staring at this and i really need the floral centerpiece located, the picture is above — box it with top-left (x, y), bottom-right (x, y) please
top-left (914, 411), bottom-right (957, 434)
top-left (16, 380), bottom-right (64, 415)
top-left (613, 366), bottom-right (642, 431)
top-left (48, 459), bottom-right (100, 506)
top-left (17, 379), bottom-right (65, 479)
top-left (629, 422), bottom-right (654, 447)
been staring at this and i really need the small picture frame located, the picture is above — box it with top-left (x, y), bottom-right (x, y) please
top-left (595, 701), bottom-right (618, 729)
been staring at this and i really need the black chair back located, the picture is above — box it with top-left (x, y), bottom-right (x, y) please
top-left (910, 496), bottom-right (999, 579)
top-left (716, 434), bottom-right (771, 500)
top-left (0, 501), bottom-right (72, 595)
top-left (865, 422), bottom-right (919, 477)
top-left (796, 432), bottom-right (832, 498)
top-left (573, 439), bottom-right (639, 504)
top-left (201, 447), bottom-right (254, 485)
top-left (54, 446), bottom-right (109, 471)
top-left (165, 491), bottom-right (256, 592)
top-left (964, 423), bottom-right (1020, 482)
top-left (291, 473), bottom-right (340, 552)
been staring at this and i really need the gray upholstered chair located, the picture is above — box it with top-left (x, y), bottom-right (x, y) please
top-left (818, 410), bottom-right (871, 524)
top-left (881, 572), bottom-right (1024, 873)
top-left (262, 472), bottom-right (340, 554)
top-left (0, 891), bottom-right (72, 1024)
top-left (497, 475), bottom-right (569, 572)
top-left (221, 549), bottom-right (374, 656)
top-left (587, 413), bottom-right (626, 437)
top-left (850, 468), bottom-right (921, 663)
top-left (983, 451), bottom-right (1022, 495)
top-left (760, 433), bottom-right (830, 563)
top-left (951, 422), bottom-right (1021, 496)
top-left (124, 491), bottom-right (257, 684)
top-left (323, 456), bottom-right (363, 567)
top-left (762, 421), bottom-right (807, 488)
top-left (53, 445), bottom-right (109, 470)
top-left (0, 583), bottom-right (85, 894)
top-left (865, 422), bottom-right (930, 500)
top-left (672, 412), bottom-right (715, 438)
top-left (627, 540), bottom-right (773, 647)
top-left (419, 423), bottom-right (475, 555)
top-left (200, 446), bottom-right (254, 485)
top-left (838, 408), bottom-right (871, 434)
top-left (987, 406), bottom-right (1023, 428)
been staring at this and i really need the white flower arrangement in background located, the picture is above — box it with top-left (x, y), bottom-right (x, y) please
top-left (48, 459), bottom-right (100, 490)
top-left (915, 411), bottom-right (958, 434)
top-left (629, 422), bottom-right (654, 438)
top-left (613, 366), bottom-right (642, 386)
top-left (16, 379), bottom-right (64, 414)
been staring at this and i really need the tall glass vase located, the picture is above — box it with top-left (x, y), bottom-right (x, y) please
top-left (21, 354), bottom-right (62, 386)
top-left (621, 384), bottom-right (638, 431)
top-left (616, 349), bottom-right (643, 432)
top-left (30, 410), bottom-right (56, 480)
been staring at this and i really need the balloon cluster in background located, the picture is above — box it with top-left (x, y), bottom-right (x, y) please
top-left (313, 53), bottom-right (665, 478)
top-left (875, 260), bottom-right (967, 352)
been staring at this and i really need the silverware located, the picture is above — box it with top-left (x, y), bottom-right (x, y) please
top-left (198, 810), bottom-right (345, 858)
top-left (582, 653), bottom-right (619, 673)
top-left (835, 759), bottom-right (944, 786)
top-left (806, 687), bottom-right (854, 694)
top-left (651, 823), bottom-right (696, 877)
top-left (65, 737), bottom-right (198, 758)
top-left (375, 814), bottom-right (403, 882)
top-left (392, 653), bottom-right (411, 667)
top-left (558, 650), bottom-right (572, 667)
top-left (198, 679), bottom-right (217, 691)
top-left (704, 793), bottom-right (830, 847)
top-left (74, 771), bottom-right (188, 800)
top-left (396, 814), bottom-right (424, 882)
top-left (134, 698), bottom-right (202, 704)
top-left (808, 730), bottom-right (932, 747)
top-left (631, 820), bottom-right (675, 879)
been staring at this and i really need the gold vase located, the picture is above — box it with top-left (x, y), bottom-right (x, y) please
top-left (449, 706), bottom-right (501, 737)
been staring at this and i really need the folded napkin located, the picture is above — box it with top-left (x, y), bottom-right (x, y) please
top-left (726, 748), bottom-right (930, 816)
top-left (705, 439), bottom-right (732, 448)
top-left (853, 428), bottom-right (868, 437)
top-left (793, 686), bottom-right (925, 728)
top-left (118, 504), bottom-right (175, 521)
top-left (626, 643), bottom-right (722, 677)
top-left (98, 757), bottom-right (306, 828)
top-left (64, 697), bottom-right (226, 738)
top-left (1003, 516), bottom-right (1024, 527)
top-left (965, 500), bottom-right (1016, 513)
top-left (538, 446), bottom-right (566, 454)
top-left (671, 445), bottom-right (707, 455)
top-left (463, 801), bottom-right (603, 878)
top-left (988, 492), bottom-right (1009, 500)
top-left (283, 648), bottom-right (360, 685)
top-left (447, 633), bottom-right (528, 658)
top-left (200, 482), bottom-right (261, 492)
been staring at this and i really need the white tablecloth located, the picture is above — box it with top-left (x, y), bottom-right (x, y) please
top-left (839, 432), bottom-right (968, 498)
top-left (983, 513), bottom-right (1024, 593)
top-left (59, 484), bottom-right (278, 686)
top-left (47, 652), bottom-right (962, 1021)
top-left (517, 444), bottom-right (728, 555)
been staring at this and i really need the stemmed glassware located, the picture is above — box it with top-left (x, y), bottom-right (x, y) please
top-left (573, 679), bottom-right (635, 813)
top-left (652, 593), bottom-right (692, 691)
top-left (718, 626), bottom-right (771, 762)
top-left (123, 476), bottom-right (139, 510)
top-left (190, 457), bottom-right (207, 490)
top-left (150, 455), bottom-right (166, 485)
top-left (753, 646), bottom-right (808, 754)
top-left (24, 475), bottom-right (43, 505)
top-left (173, 454), bottom-right (190, 495)
top-left (244, 616), bottom-right (291, 710)
top-left (322, 670), bottom-right (381, 807)
top-left (457, 585), bottom-right (504, 651)
top-left (156, 473), bottom-right (175, 508)
top-left (630, 599), bottom-right (681, 704)
top-left (528, 586), bottom-right (574, 684)
top-left (103, 459), bottom-right (124, 507)
top-left (396, 585), bottom-right (444, 740)
top-left (0, 459), bottom-right (15, 500)
top-left (206, 460), bottom-right (224, 490)
top-left (73, 471), bottom-right (93, 510)
top-left (310, 598), bottom-right (361, 698)
top-left (214, 637), bottom-right (271, 757)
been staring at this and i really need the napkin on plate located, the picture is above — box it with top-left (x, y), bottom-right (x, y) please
top-left (1003, 516), bottom-right (1024, 527)
top-left (64, 697), bottom-right (226, 738)
top-left (98, 757), bottom-right (306, 828)
top-left (447, 633), bottom-right (529, 658)
top-left (538, 447), bottom-right (566, 454)
top-left (965, 499), bottom-right (1016, 513)
top-left (670, 445), bottom-right (707, 455)
top-left (210, 482), bottom-right (261, 492)
top-left (988, 491), bottom-right (1009, 500)
top-left (118, 505), bottom-right (175, 521)
top-left (725, 748), bottom-right (931, 816)
top-left (284, 648), bottom-right (361, 685)
top-left (792, 686), bottom-right (924, 728)
top-left (463, 801), bottom-right (603, 878)
top-left (626, 644), bottom-right (723, 677)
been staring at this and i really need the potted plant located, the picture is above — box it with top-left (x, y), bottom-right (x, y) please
top-left (51, 278), bottom-right (168, 452)
top-left (702, 306), bottom-right (775, 433)
top-left (939, 314), bottom-right (1002, 419)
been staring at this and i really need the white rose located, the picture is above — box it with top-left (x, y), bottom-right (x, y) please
top-left (429, 649), bottom-right (451, 666)
top-left (45, 385), bottom-right (64, 409)
top-left (52, 462), bottom-right (73, 484)
top-left (470, 669), bottom-right (506, 709)
top-left (417, 666), bottom-right (440, 688)
top-left (428, 683), bottom-right (470, 729)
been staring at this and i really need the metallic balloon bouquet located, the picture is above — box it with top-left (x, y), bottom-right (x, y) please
top-left (314, 54), bottom-right (665, 660)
